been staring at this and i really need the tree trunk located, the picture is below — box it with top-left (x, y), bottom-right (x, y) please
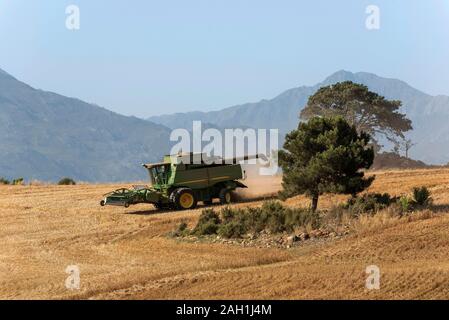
top-left (311, 195), bottom-right (319, 212)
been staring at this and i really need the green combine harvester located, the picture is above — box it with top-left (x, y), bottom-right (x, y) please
top-left (100, 153), bottom-right (266, 210)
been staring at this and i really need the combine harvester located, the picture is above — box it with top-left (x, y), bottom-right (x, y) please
top-left (100, 153), bottom-right (267, 210)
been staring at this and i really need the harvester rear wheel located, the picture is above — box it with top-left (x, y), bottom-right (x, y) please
top-left (219, 188), bottom-right (232, 205)
top-left (173, 188), bottom-right (197, 210)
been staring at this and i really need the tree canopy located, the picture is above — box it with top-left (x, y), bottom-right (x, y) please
top-left (278, 116), bottom-right (375, 211)
top-left (300, 81), bottom-right (412, 146)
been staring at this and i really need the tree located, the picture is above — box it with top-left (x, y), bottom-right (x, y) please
top-left (300, 81), bottom-right (412, 147)
top-left (403, 138), bottom-right (416, 158)
top-left (278, 116), bottom-right (375, 211)
top-left (391, 137), bottom-right (416, 158)
top-left (58, 177), bottom-right (76, 185)
top-left (392, 141), bottom-right (400, 155)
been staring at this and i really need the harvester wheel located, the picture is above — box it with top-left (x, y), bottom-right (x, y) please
top-left (154, 203), bottom-right (165, 210)
top-left (124, 202), bottom-right (130, 208)
top-left (173, 188), bottom-right (197, 210)
top-left (219, 188), bottom-right (232, 205)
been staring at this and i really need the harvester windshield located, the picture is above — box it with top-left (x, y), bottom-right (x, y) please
top-left (148, 164), bottom-right (170, 186)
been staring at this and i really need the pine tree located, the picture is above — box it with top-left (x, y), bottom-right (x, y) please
top-left (279, 116), bottom-right (375, 211)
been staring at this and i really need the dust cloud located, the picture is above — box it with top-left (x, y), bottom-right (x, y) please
top-left (235, 164), bottom-right (282, 200)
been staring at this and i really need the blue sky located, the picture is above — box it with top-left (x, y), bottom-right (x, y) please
top-left (0, 0), bottom-right (448, 117)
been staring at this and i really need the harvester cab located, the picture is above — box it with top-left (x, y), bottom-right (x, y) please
top-left (100, 153), bottom-right (267, 210)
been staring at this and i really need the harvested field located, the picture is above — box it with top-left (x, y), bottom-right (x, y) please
top-left (1, 168), bottom-right (449, 299)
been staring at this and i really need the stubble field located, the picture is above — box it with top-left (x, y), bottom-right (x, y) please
top-left (1, 168), bottom-right (449, 299)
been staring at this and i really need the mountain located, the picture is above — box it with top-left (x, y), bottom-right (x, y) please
top-left (0, 69), bottom-right (171, 182)
top-left (149, 70), bottom-right (449, 165)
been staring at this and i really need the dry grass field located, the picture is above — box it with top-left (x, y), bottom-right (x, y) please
top-left (1, 168), bottom-right (449, 299)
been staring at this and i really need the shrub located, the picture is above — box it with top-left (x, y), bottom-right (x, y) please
top-left (412, 186), bottom-right (431, 206)
top-left (218, 221), bottom-right (246, 238)
top-left (325, 204), bottom-right (347, 223)
top-left (396, 187), bottom-right (432, 213)
top-left (261, 200), bottom-right (285, 215)
top-left (171, 221), bottom-right (190, 237)
top-left (285, 207), bottom-right (321, 231)
top-left (218, 207), bottom-right (251, 238)
top-left (247, 207), bottom-right (266, 233)
top-left (398, 196), bottom-right (413, 213)
top-left (58, 177), bottom-right (76, 185)
top-left (192, 209), bottom-right (221, 236)
top-left (0, 178), bottom-right (25, 185)
top-left (194, 221), bottom-right (220, 235)
top-left (221, 206), bottom-right (238, 224)
top-left (183, 200), bottom-right (321, 239)
top-left (346, 193), bottom-right (393, 216)
top-left (178, 222), bottom-right (188, 232)
top-left (12, 178), bottom-right (24, 185)
top-left (258, 200), bottom-right (286, 233)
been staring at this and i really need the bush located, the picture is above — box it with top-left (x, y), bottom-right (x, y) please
top-left (194, 221), bottom-right (220, 236)
top-left (260, 201), bottom-right (285, 233)
top-left (398, 196), bottom-right (413, 213)
top-left (396, 187), bottom-right (432, 213)
top-left (221, 206), bottom-right (238, 224)
top-left (12, 178), bottom-right (24, 185)
top-left (184, 201), bottom-right (320, 239)
top-left (0, 177), bottom-right (24, 185)
top-left (58, 178), bottom-right (76, 185)
top-left (218, 207), bottom-right (251, 238)
top-left (412, 187), bottom-right (431, 206)
top-left (218, 221), bottom-right (246, 238)
top-left (178, 221), bottom-right (188, 232)
top-left (171, 221), bottom-right (190, 237)
top-left (192, 209), bottom-right (221, 236)
top-left (285, 207), bottom-right (321, 231)
top-left (346, 193), bottom-right (393, 216)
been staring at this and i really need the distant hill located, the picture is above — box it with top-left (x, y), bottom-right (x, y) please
top-left (149, 70), bottom-right (449, 165)
top-left (2, 68), bottom-right (448, 182)
top-left (0, 69), bottom-right (171, 182)
top-left (372, 152), bottom-right (429, 170)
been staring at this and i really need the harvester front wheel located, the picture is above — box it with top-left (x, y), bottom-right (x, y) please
top-left (173, 188), bottom-right (197, 210)
top-left (154, 203), bottom-right (167, 210)
top-left (219, 188), bottom-right (232, 205)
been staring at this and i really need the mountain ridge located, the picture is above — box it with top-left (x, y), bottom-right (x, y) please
top-left (0, 68), bottom-right (172, 182)
top-left (148, 70), bottom-right (449, 165)
top-left (2, 67), bottom-right (449, 183)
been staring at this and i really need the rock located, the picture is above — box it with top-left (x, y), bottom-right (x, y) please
top-left (286, 235), bottom-right (299, 246)
top-left (247, 233), bottom-right (257, 240)
top-left (300, 233), bottom-right (310, 241)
